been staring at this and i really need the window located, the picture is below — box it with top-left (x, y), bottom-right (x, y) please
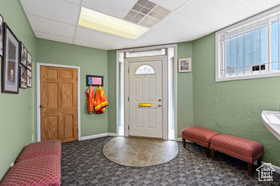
top-left (126, 49), bottom-right (166, 57)
top-left (216, 7), bottom-right (280, 81)
top-left (135, 65), bottom-right (155, 74)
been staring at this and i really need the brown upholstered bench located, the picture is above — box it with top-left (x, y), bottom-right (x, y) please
top-left (210, 134), bottom-right (264, 175)
top-left (182, 127), bottom-right (219, 155)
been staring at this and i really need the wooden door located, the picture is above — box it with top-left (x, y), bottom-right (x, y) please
top-left (40, 66), bottom-right (78, 143)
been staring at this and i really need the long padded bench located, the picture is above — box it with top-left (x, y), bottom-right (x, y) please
top-left (182, 127), bottom-right (264, 175)
top-left (0, 140), bottom-right (61, 186)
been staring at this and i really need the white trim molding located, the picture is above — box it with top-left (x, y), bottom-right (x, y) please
top-left (216, 5), bottom-right (280, 82)
top-left (79, 133), bottom-right (117, 141)
top-left (36, 63), bottom-right (81, 141)
top-left (117, 44), bottom-right (178, 140)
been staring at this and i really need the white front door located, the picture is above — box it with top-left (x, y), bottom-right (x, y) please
top-left (125, 56), bottom-right (168, 139)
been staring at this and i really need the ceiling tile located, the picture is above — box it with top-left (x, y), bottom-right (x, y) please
top-left (20, 0), bottom-right (280, 50)
top-left (74, 27), bottom-right (131, 49)
top-left (150, 0), bottom-right (190, 11)
top-left (20, 0), bottom-right (80, 25)
top-left (82, 0), bottom-right (138, 18)
top-left (36, 31), bottom-right (74, 44)
top-left (64, 0), bottom-right (81, 5)
top-left (28, 14), bottom-right (76, 38)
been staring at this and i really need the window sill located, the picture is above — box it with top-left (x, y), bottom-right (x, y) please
top-left (216, 71), bottom-right (280, 82)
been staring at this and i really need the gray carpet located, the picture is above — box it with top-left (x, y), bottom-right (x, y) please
top-left (62, 137), bottom-right (280, 186)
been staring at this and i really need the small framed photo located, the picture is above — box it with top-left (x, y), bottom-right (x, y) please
top-left (27, 52), bottom-right (32, 70)
top-left (2, 23), bottom-right (20, 93)
top-left (20, 42), bottom-right (27, 67)
top-left (178, 58), bottom-right (192, 72)
top-left (19, 64), bottom-right (27, 89)
top-left (27, 69), bottom-right (32, 88)
top-left (0, 14), bottom-right (3, 56)
top-left (86, 75), bottom-right (103, 86)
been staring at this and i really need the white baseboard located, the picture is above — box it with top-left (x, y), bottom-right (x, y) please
top-left (176, 138), bottom-right (182, 141)
top-left (79, 133), bottom-right (117, 141)
top-left (177, 138), bottom-right (193, 143)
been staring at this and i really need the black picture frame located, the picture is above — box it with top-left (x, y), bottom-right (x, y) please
top-left (86, 75), bottom-right (103, 86)
top-left (2, 23), bottom-right (20, 94)
top-left (27, 68), bottom-right (32, 88)
top-left (19, 42), bottom-right (27, 67)
top-left (0, 14), bottom-right (3, 57)
top-left (19, 64), bottom-right (27, 89)
top-left (27, 50), bottom-right (32, 70)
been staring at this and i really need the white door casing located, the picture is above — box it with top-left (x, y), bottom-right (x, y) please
top-left (124, 56), bottom-right (168, 139)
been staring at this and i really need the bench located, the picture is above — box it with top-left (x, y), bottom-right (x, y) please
top-left (1, 140), bottom-right (61, 186)
top-left (210, 134), bottom-right (264, 175)
top-left (182, 127), bottom-right (219, 156)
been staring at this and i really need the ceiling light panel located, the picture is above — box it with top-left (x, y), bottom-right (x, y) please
top-left (124, 0), bottom-right (170, 27)
top-left (79, 7), bottom-right (149, 39)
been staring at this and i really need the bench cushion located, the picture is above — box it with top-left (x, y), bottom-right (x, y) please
top-left (182, 127), bottom-right (219, 148)
top-left (1, 155), bottom-right (61, 186)
top-left (17, 140), bottom-right (61, 162)
top-left (210, 134), bottom-right (264, 163)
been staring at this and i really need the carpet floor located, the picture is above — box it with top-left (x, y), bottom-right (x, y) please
top-left (62, 137), bottom-right (280, 186)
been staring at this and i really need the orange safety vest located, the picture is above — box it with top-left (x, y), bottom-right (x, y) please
top-left (86, 86), bottom-right (95, 113)
top-left (94, 87), bottom-right (109, 114)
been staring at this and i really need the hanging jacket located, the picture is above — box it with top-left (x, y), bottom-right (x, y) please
top-left (94, 87), bottom-right (109, 114)
top-left (86, 86), bottom-right (95, 113)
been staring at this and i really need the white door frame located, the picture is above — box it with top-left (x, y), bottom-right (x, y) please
top-left (117, 44), bottom-right (178, 140)
top-left (36, 63), bottom-right (81, 142)
top-left (124, 56), bottom-right (168, 139)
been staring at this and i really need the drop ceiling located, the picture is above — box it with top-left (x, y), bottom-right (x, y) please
top-left (20, 0), bottom-right (280, 50)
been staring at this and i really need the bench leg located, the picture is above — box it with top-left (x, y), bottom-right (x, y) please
top-left (210, 149), bottom-right (216, 159)
top-left (182, 138), bottom-right (186, 148)
top-left (206, 148), bottom-right (211, 157)
top-left (248, 163), bottom-right (254, 176)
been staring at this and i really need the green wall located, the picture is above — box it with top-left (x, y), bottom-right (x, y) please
top-left (107, 50), bottom-right (117, 133)
top-left (192, 34), bottom-right (280, 166)
top-left (0, 0), bottom-right (37, 179)
top-left (177, 42), bottom-right (194, 136)
top-left (36, 39), bottom-right (109, 137)
top-left (106, 44), bottom-right (194, 138)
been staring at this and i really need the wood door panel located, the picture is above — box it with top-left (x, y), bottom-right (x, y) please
top-left (42, 115), bottom-right (59, 140)
top-left (61, 83), bottom-right (74, 111)
top-left (46, 69), bottom-right (59, 81)
top-left (47, 83), bottom-right (59, 111)
top-left (63, 114), bottom-right (76, 138)
top-left (40, 66), bottom-right (78, 143)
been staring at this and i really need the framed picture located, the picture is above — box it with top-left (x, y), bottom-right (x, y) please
top-left (20, 42), bottom-right (27, 67)
top-left (19, 64), bottom-right (27, 89)
top-left (2, 23), bottom-right (20, 93)
top-left (178, 58), bottom-right (192, 72)
top-left (27, 69), bottom-right (32, 88)
top-left (27, 51), bottom-right (32, 70)
top-left (86, 75), bottom-right (103, 86)
top-left (0, 14), bottom-right (3, 57)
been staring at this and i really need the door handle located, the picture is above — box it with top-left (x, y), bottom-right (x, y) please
top-left (138, 103), bottom-right (153, 107)
top-left (40, 105), bottom-right (45, 109)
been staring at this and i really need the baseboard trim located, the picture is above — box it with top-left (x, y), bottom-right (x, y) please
top-left (176, 138), bottom-right (182, 141)
top-left (79, 133), bottom-right (117, 141)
